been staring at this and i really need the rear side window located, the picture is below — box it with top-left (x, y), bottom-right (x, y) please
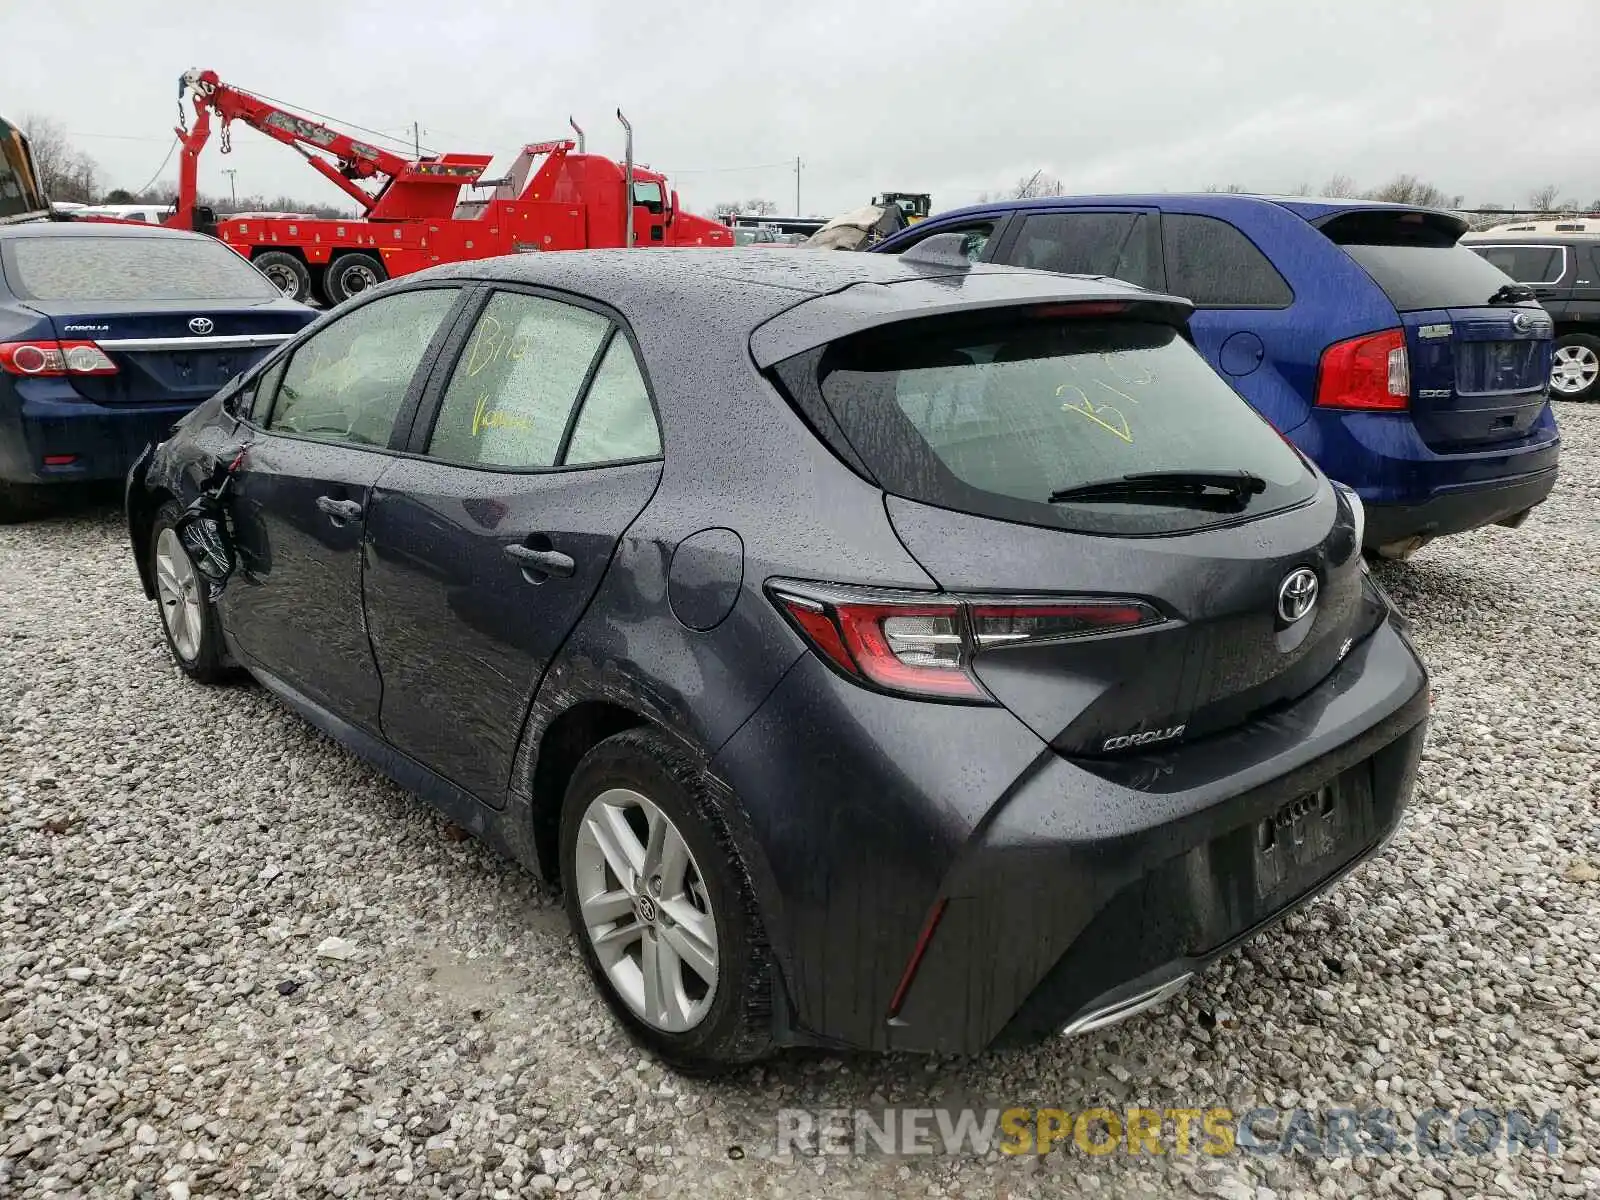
top-left (1162, 214), bottom-right (1292, 307)
top-left (807, 314), bottom-right (1315, 536)
top-left (1340, 243), bottom-right (1531, 311)
top-left (1008, 212), bottom-right (1161, 290)
top-left (565, 337), bottom-right (661, 464)
top-left (0, 235), bottom-right (281, 301)
top-left (1466, 244), bottom-right (1566, 285)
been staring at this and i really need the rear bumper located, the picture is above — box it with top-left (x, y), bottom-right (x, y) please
top-left (711, 616), bottom-right (1429, 1055)
top-left (0, 382), bottom-right (192, 484)
top-left (1362, 465), bottom-right (1558, 548)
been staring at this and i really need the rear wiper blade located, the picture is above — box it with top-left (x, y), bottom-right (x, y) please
top-left (1048, 470), bottom-right (1268, 506)
top-left (1487, 283), bottom-right (1535, 305)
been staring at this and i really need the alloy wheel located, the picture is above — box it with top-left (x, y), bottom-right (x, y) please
top-left (1551, 343), bottom-right (1599, 397)
top-left (154, 527), bottom-right (204, 662)
top-left (571, 787), bottom-right (719, 1033)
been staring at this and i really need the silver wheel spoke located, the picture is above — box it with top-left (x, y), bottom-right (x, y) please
top-left (660, 901), bottom-right (718, 985)
top-left (580, 887), bottom-right (635, 929)
top-left (641, 933), bottom-right (688, 1029)
top-left (586, 804), bottom-right (646, 885)
top-left (590, 916), bottom-right (644, 965)
top-left (155, 529), bottom-right (204, 663)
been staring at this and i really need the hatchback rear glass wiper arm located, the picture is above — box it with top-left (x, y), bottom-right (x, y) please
top-left (1048, 470), bottom-right (1268, 506)
top-left (1487, 282), bottom-right (1535, 305)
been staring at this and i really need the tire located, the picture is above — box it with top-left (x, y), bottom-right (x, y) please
top-left (1551, 332), bottom-right (1600, 401)
top-left (322, 253), bottom-right (386, 307)
top-left (149, 500), bottom-right (232, 684)
top-left (254, 251), bottom-right (312, 303)
top-left (559, 727), bottom-right (775, 1071)
top-left (0, 480), bottom-right (54, 524)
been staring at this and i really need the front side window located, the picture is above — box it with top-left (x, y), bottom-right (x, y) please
top-left (1162, 214), bottom-right (1293, 307)
top-left (265, 288), bottom-right (458, 447)
top-left (1466, 244), bottom-right (1566, 286)
top-left (810, 313), bottom-right (1314, 536)
top-left (426, 292), bottom-right (611, 469)
top-left (632, 182), bottom-right (665, 212)
top-left (1008, 212), bottom-right (1161, 290)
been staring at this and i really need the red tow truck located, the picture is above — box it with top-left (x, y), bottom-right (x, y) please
top-left (165, 69), bottom-right (733, 304)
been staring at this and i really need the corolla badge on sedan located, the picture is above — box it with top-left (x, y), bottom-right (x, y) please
top-left (128, 242), bottom-right (1428, 1070)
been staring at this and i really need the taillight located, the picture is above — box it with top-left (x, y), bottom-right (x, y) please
top-left (770, 582), bottom-right (1164, 702)
top-left (1316, 329), bottom-right (1408, 411)
top-left (0, 340), bottom-right (118, 377)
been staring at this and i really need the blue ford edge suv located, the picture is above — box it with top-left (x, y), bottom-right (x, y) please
top-left (878, 196), bottom-right (1560, 558)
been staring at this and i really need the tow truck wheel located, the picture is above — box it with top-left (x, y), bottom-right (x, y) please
top-left (254, 251), bottom-right (312, 303)
top-left (324, 254), bottom-right (387, 307)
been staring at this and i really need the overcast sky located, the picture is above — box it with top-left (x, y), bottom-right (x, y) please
top-left (5, 0), bottom-right (1597, 217)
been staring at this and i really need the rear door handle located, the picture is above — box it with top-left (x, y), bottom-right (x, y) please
top-left (505, 544), bottom-right (576, 578)
top-left (316, 495), bottom-right (363, 523)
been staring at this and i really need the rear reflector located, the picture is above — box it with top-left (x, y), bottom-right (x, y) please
top-left (42, 455), bottom-right (77, 466)
top-left (0, 340), bottom-right (118, 377)
top-left (770, 582), bottom-right (1163, 702)
top-left (1316, 329), bottom-right (1409, 411)
top-left (1031, 301), bottom-right (1130, 319)
top-left (887, 898), bottom-right (948, 1018)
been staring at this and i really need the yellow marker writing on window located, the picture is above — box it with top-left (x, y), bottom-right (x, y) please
top-left (472, 392), bottom-right (533, 437)
top-left (1057, 384), bottom-right (1133, 443)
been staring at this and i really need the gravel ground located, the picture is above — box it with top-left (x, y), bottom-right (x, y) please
top-left (3, 404), bottom-right (1597, 1199)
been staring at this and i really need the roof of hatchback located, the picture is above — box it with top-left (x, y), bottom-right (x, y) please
top-left (422, 246), bottom-right (1182, 349)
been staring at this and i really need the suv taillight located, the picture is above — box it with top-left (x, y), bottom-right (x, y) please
top-left (769, 582), bottom-right (1163, 702)
top-left (1316, 329), bottom-right (1409, 411)
top-left (0, 340), bottom-right (118, 377)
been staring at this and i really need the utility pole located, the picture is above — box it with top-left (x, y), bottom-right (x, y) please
top-left (794, 155), bottom-right (802, 217)
top-left (413, 121), bottom-right (421, 160)
top-left (222, 168), bottom-right (237, 206)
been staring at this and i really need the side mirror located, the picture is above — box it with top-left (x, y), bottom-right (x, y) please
top-left (668, 190), bottom-right (679, 225)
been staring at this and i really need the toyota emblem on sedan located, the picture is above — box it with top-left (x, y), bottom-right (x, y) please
top-left (188, 317), bottom-right (214, 335)
top-left (1277, 568), bottom-right (1319, 623)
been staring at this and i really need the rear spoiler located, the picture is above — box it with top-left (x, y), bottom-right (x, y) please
top-left (1311, 207), bottom-right (1469, 246)
top-left (750, 268), bottom-right (1194, 368)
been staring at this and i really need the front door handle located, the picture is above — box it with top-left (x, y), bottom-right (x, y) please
top-left (316, 495), bottom-right (363, 523)
top-left (505, 543), bottom-right (576, 578)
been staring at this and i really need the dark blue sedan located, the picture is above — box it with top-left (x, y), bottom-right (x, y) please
top-left (0, 221), bottom-right (314, 520)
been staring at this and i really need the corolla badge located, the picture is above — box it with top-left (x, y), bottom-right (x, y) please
top-left (188, 316), bottom-right (215, 335)
top-left (1277, 568), bottom-right (1319, 623)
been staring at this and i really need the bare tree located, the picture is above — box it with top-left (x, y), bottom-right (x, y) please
top-left (18, 114), bottom-right (100, 203)
top-left (1204, 183), bottom-right (1248, 193)
top-left (1526, 184), bottom-right (1561, 212)
top-left (1287, 182), bottom-right (1315, 197)
top-left (711, 200), bottom-right (741, 222)
top-left (1321, 174), bottom-right (1360, 198)
top-left (745, 197), bottom-right (779, 216)
top-left (1011, 170), bottom-right (1065, 200)
top-left (1362, 174), bottom-right (1460, 208)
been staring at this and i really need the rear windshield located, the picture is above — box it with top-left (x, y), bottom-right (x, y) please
top-left (809, 315), bottom-right (1315, 536)
top-left (1, 235), bottom-right (280, 302)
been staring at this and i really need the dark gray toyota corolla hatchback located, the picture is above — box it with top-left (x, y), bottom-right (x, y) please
top-left (127, 241), bottom-right (1429, 1069)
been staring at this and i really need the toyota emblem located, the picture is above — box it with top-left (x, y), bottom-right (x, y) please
top-left (1277, 568), bottom-right (1319, 624)
top-left (188, 317), bottom-right (214, 335)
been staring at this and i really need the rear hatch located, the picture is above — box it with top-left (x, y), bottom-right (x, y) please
top-left (765, 289), bottom-right (1382, 756)
top-left (0, 231), bottom-right (310, 404)
top-left (1318, 210), bottom-right (1553, 449)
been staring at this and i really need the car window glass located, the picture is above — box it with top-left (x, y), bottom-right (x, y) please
top-left (427, 291), bottom-right (610, 469)
top-left (1009, 212), bottom-right (1161, 289)
top-left (1162, 214), bottom-right (1292, 307)
top-left (267, 288), bottom-right (457, 447)
top-left (249, 355), bottom-right (290, 423)
top-left (813, 315), bottom-right (1315, 537)
top-left (565, 335), bottom-right (661, 465)
top-left (1469, 245), bottom-right (1564, 285)
top-left (0, 234), bottom-right (282, 301)
top-left (1588, 247), bottom-right (1600, 280)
